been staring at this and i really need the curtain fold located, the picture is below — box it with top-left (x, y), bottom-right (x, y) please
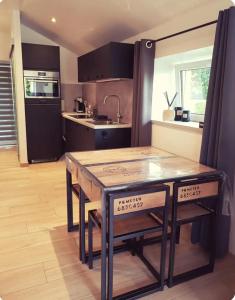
top-left (131, 40), bottom-right (155, 146)
top-left (199, 7), bottom-right (235, 257)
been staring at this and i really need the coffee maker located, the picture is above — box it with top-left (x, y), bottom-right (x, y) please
top-left (74, 97), bottom-right (85, 113)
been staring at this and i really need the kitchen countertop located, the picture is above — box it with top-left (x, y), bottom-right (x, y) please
top-left (62, 112), bottom-right (132, 129)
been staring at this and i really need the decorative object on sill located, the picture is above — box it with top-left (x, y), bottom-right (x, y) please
top-left (182, 110), bottom-right (190, 122)
top-left (174, 106), bottom-right (183, 121)
top-left (164, 91), bottom-right (177, 108)
top-left (162, 91), bottom-right (178, 121)
top-left (162, 109), bottom-right (174, 121)
top-left (199, 121), bottom-right (204, 128)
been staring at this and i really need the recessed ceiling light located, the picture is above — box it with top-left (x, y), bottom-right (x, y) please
top-left (51, 17), bottom-right (56, 23)
top-left (231, 0), bottom-right (235, 4)
top-left (0, 0), bottom-right (4, 3)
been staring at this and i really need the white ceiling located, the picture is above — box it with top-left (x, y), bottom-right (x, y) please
top-left (0, 0), bottom-right (232, 57)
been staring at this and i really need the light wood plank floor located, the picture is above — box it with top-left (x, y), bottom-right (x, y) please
top-left (0, 148), bottom-right (235, 300)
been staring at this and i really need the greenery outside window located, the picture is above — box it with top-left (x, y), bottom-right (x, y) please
top-left (175, 60), bottom-right (211, 122)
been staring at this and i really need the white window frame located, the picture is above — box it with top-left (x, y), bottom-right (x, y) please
top-left (175, 59), bottom-right (211, 122)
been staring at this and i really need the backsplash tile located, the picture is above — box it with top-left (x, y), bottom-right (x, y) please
top-left (82, 80), bottom-right (133, 123)
top-left (61, 84), bottom-right (82, 112)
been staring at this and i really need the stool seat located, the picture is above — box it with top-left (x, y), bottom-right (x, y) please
top-left (94, 211), bottom-right (162, 237)
top-left (88, 185), bottom-right (170, 299)
top-left (176, 204), bottom-right (210, 221)
top-left (170, 203), bottom-right (211, 221)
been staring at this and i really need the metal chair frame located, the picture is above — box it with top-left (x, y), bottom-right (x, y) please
top-left (88, 185), bottom-right (170, 300)
top-left (167, 175), bottom-right (223, 287)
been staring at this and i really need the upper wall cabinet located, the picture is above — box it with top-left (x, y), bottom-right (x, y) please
top-left (77, 42), bottom-right (134, 82)
top-left (22, 43), bottom-right (60, 71)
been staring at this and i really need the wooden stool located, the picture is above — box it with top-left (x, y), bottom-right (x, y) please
top-left (88, 184), bottom-right (170, 300)
top-left (167, 175), bottom-right (222, 287)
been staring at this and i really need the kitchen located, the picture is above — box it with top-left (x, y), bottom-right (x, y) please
top-left (0, 0), bottom-right (235, 299)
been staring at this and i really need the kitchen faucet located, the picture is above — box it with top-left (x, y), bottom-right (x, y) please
top-left (103, 94), bottom-right (122, 123)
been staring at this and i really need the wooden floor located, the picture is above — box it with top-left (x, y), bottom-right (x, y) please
top-left (0, 148), bottom-right (235, 300)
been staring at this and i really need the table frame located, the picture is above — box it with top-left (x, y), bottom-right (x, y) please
top-left (65, 148), bottom-right (222, 299)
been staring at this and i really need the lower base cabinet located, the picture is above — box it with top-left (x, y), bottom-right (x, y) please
top-left (64, 119), bottom-right (131, 152)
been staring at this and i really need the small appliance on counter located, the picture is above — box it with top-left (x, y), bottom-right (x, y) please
top-left (174, 107), bottom-right (183, 121)
top-left (74, 97), bottom-right (85, 113)
top-left (182, 110), bottom-right (191, 122)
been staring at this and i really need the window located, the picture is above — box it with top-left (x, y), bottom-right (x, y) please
top-left (176, 60), bottom-right (211, 122)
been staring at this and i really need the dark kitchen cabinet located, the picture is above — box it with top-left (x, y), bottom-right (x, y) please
top-left (64, 119), bottom-right (131, 152)
top-left (77, 42), bottom-right (134, 82)
top-left (22, 43), bottom-right (60, 71)
top-left (95, 128), bottom-right (131, 150)
top-left (64, 119), bottom-right (95, 152)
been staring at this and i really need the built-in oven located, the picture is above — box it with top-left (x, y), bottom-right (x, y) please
top-left (23, 70), bottom-right (60, 99)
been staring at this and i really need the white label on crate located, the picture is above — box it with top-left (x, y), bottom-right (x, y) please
top-left (114, 191), bottom-right (166, 215)
top-left (178, 181), bottom-right (219, 202)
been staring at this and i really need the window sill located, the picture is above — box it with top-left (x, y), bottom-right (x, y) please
top-left (152, 120), bottom-right (203, 133)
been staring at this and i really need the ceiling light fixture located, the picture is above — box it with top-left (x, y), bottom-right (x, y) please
top-left (51, 17), bottom-right (56, 23)
top-left (0, 0), bottom-right (4, 3)
top-left (231, 0), bottom-right (235, 4)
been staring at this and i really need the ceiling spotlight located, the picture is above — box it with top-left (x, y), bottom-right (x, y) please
top-left (51, 17), bottom-right (56, 23)
top-left (0, 0), bottom-right (4, 3)
top-left (231, 0), bottom-right (235, 4)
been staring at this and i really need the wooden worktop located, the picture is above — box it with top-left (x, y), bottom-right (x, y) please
top-left (62, 112), bottom-right (132, 129)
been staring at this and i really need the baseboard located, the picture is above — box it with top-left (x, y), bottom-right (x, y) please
top-left (20, 163), bottom-right (29, 167)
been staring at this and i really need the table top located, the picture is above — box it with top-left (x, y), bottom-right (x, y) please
top-left (84, 155), bottom-right (218, 190)
top-left (67, 146), bottom-right (175, 166)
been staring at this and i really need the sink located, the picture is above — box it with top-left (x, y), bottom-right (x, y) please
top-left (87, 120), bottom-right (127, 125)
top-left (67, 114), bottom-right (90, 119)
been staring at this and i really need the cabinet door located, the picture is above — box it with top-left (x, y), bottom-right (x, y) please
top-left (77, 42), bottom-right (134, 82)
top-left (65, 119), bottom-right (82, 152)
top-left (95, 128), bottom-right (131, 149)
top-left (22, 43), bottom-right (60, 71)
top-left (78, 53), bottom-right (89, 82)
top-left (79, 125), bottom-right (96, 150)
top-left (94, 44), bottom-right (112, 80)
top-left (65, 120), bottom-right (95, 151)
top-left (110, 42), bottom-right (134, 78)
top-left (25, 103), bottom-right (62, 162)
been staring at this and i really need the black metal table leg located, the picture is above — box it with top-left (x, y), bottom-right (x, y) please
top-left (108, 197), bottom-right (114, 300)
top-left (66, 169), bottom-right (74, 232)
top-left (79, 188), bottom-right (86, 263)
top-left (101, 192), bottom-right (107, 300)
top-left (167, 191), bottom-right (177, 288)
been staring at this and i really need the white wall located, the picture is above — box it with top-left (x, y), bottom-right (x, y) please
top-left (11, 10), bottom-right (28, 164)
top-left (0, 32), bottom-right (11, 62)
top-left (152, 122), bottom-right (202, 161)
top-left (123, 0), bottom-right (230, 57)
top-left (21, 24), bottom-right (78, 84)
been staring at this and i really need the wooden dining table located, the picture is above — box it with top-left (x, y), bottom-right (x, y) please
top-left (65, 146), bottom-right (221, 299)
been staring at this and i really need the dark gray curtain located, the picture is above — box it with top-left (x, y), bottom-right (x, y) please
top-left (131, 39), bottom-right (155, 146)
top-left (199, 7), bottom-right (235, 257)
